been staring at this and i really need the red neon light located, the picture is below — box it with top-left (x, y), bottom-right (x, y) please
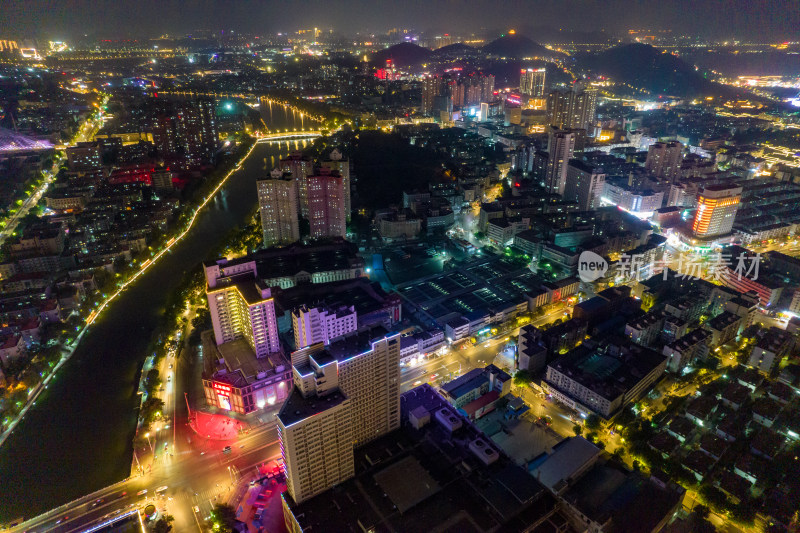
top-left (213, 382), bottom-right (232, 393)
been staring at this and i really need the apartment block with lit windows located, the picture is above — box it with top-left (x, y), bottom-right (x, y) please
top-left (258, 169), bottom-right (300, 247)
top-left (307, 168), bottom-right (346, 239)
top-left (278, 328), bottom-right (401, 504)
top-left (204, 259), bottom-right (282, 357)
top-left (280, 152), bottom-right (314, 217)
top-left (691, 185), bottom-right (742, 238)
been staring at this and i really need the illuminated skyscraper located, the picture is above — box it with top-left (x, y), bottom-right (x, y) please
top-left (565, 159), bottom-right (605, 210)
top-left (546, 84), bottom-right (597, 132)
top-left (320, 149), bottom-right (351, 221)
top-left (149, 97), bottom-right (218, 166)
top-left (520, 68), bottom-right (546, 97)
top-left (203, 260), bottom-right (282, 357)
top-left (280, 152), bottom-right (314, 217)
top-left (645, 141), bottom-right (684, 183)
top-left (307, 167), bottom-right (346, 239)
top-left (278, 329), bottom-right (401, 503)
top-left (257, 169), bottom-right (300, 247)
top-left (691, 185), bottom-right (742, 238)
top-left (544, 129), bottom-right (576, 195)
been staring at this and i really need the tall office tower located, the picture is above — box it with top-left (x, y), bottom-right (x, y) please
top-left (546, 85), bottom-right (597, 132)
top-left (203, 261), bottom-right (282, 357)
top-left (645, 141), bottom-right (684, 182)
top-left (149, 97), bottom-right (218, 165)
top-left (292, 304), bottom-right (358, 349)
top-left (280, 152), bottom-right (314, 216)
top-left (278, 329), bottom-right (401, 504)
top-left (520, 68), bottom-right (546, 97)
top-left (321, 149), bottom-right (351, 221)
top-left (257, 169), bottom-right (300, 247)
top-left (691, 185), bottom-right (742, 238)
top-left (307, 167), bottom-right (346, 239)
top-left (565, 159), bottom-right (606, 210)
top-left (544, 129), bottom-right (576, 195)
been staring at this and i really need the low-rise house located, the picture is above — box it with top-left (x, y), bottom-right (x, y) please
top-left (682, 450), bottom-right (713, 482)
top-left (751, 397), bottom-right (782, 428)
top-left (666, 416), bottom-right (695, 443)
top-left (700, 433), bottom-right (728, 461)
top-left (733, 453), bottom-right (766, 485)
top-left (648, 432), bottom-right (680, 459)
top-left (720, 382), bottom-right (750, 411)
top-left (684, 396), bottom-right (717, 427)
top-left (750, 428), bottom-right (784, 461)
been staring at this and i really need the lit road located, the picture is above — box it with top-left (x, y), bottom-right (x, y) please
top-left (8, 419), bottom-right (282, 533)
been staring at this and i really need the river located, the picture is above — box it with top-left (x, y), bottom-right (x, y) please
top-left (0, 105), bottom-right (314, 522)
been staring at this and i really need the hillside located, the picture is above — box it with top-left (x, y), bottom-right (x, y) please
top-left (578, 43), bottom-right (730, 97)
top-left (483, 35), bottom-right (562, 60)
top-left (370, 42), bottom-right (431, 67)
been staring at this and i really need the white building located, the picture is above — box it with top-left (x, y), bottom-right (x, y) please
top-left (292, 304), bottom-right (358, 349)
top-left (204, 260), bottom-right (282, 357)
top-left (278, 329), bottom-right (401, 504)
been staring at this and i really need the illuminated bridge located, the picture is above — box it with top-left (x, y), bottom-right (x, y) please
top-left (0, 127), bottom-right (53, 152)
top-left (255, 131), bottom-right (322, 142)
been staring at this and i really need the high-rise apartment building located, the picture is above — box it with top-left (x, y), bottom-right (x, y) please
top-left (422, 74), bottom-right (495, 114)
top-left (544, 129), bottom-right (576, 195)
top-left (565, 159), bottom-right (606, 210)
top-left (278, 329), bottom-right (401, 504)
top-left (307, 168), bottom-right (346, 239)
top-left (546, 85), bottom-right (597, 132)
top-left (204, 260), bottom-right (282, 357)
top-left (645, 141), bottom-right (684, 182)
top-left (292, 304), bottom-right (358, 349)
top-left (257, 169), bottom-right (300, 247)
top-left (149, 97), bottom-right (218, 165)
top-left (320, 149), bottom-right (351, 221)
top-left (691, 184), bottom-right (742, 238)
top-left (520, 68), bottom-right (546, 97)
top-left (280, 152), bottom-right (314, 217)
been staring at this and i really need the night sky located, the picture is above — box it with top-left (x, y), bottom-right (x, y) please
top-left (2, 0), bottom-right (800, 41)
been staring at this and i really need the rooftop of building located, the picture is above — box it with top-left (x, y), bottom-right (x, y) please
top-left (277, 386), bottom-right (348, 428)
top-left (440, 364), bottom-right (511, 400)
top-left (283, 384), bottom-right (564, 533)
top-left (203, 335), bottom-right (290, 389)
top-left (561, 460), bottom-right (683, 533)
top-left (530, 437), bottom-right (600, 493)
top-left (547, 338), bottom-right (666, 402)
top-left (204, 239), bottom-right (363, 280)
top-left (276, 277), bottom-right (395, 318)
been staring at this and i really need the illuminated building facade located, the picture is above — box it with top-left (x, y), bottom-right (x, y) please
top-left (691, 185), bottom-right (742, 238)
top-left (278, 329), bottom-right (401, 503)
top-left (320, 149), bottom-right (351, 221)
top-left (258, 169), bottom-right (300, 247)
top-left (645, 141), bottom-right (683, 182)
top-left (546, 84), bottom-right (597, 132)
top-left (149, 97), bottom-right (218, 166)
top-left (204, 259), bottom-right (282, 357)
top-left (280, 152), bottom-right (314, 217)
top-left (307, 168), bottom-right (346, 239)
top-left (292, 304), bottom-right (358, 349)
top-left (544, 129), bottom-right (576, 195)
top-left (565, 159), bottom-right (605, 210)
top-left (520, 68), bottom-right (546, 97)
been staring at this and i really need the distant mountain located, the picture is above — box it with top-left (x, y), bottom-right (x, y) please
top-left (430, 43), bottom-right (478, 58)
top-left (578, 43), bottom-right (728, 97)
top-left (370, 42), bottom-right (431, 67)
top-left (483, 35), bottom-right (562, 60)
